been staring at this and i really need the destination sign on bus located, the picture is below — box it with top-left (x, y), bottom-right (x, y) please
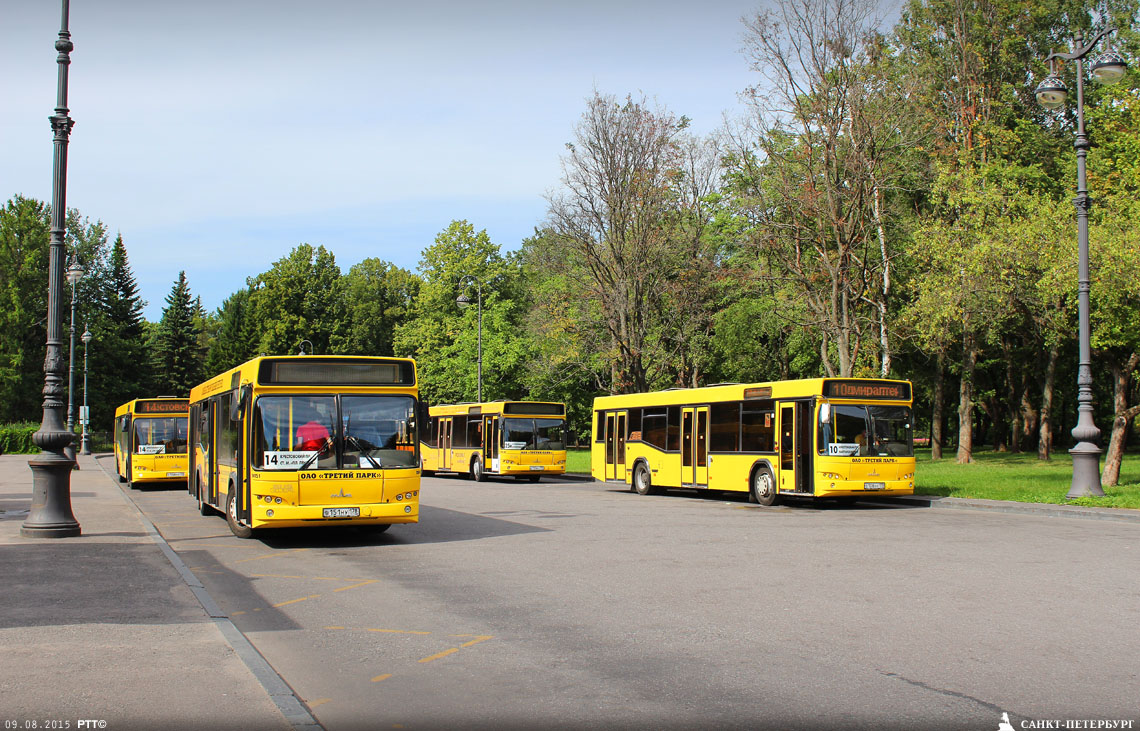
top-left (503, 402), bottom-right (564, 415)
top-left (823, 380), bottom-right (911, 401)
top-left (135, 399), bottom-right (189, 414)
top-left (260, 358), bottom-right (415, 386)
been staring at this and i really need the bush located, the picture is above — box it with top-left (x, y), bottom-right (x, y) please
top-left (0, 422), bottom-right (41, 454)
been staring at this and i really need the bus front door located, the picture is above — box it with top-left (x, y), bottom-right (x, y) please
top-left (441, 418), bottom-right (452, 470)
top-left (605, 412), bottom-right (627, 482)
top-left (484, 415), bottom-right (499, 472)
top-left (681, 407), bottom-right (709, 487)
top-left (778, 402), bottom-right (813, 494)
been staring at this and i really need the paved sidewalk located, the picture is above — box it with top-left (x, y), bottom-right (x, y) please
top-left (0, 453), bottom-right (301, 730)
top-left (857, 492), bottom-right (1140, 523)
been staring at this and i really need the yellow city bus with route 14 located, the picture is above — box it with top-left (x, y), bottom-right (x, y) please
top-left (592, 378), bottom-right (915, 504)
top-left (113, 397), bottom-right (190, 488)
top-left (188, 355), bottom-right (421, 538)
top-left (420, 401), bottom-right (567, 482)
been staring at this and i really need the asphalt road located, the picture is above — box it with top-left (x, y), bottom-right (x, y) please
top-left (100, 456), bottom-right (1140, 731)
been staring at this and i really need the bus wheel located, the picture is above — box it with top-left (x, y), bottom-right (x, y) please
top-left (472, 458), bottom-right (485, 482)
top-left (633, 463), bottom-right (654, 496)
top-left (226, 489), bottom-right (253, 539)
top-left (750, 468), bottom-right (778, 507)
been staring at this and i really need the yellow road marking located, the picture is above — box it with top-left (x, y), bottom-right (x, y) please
top-left (371, 674), bottom-right (392, 683)
top-left (273, 594), bottom-right (322, 608)
top-left (456, 635), bottom-right (494, 648)
top-left (232, 611), bottom-right (246, 616)
top-left (334, 580), bottom-right (378, 592)
top-left (418, 648), bottom-right (459, 663)
top-left (368, 628), bottom-right (431, 635)
top-left (308, 698), bottom-right (331, 708)
top-left (326, 625), bottom-right (345, 630)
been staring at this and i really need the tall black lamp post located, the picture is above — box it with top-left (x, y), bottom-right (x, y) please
top-left (65, 255), bottom-right (84, 464)
top-left (1034, 26), bottom-right (1127, 498)
top-left (80, 327), bottom-right (92, 455)
top-left (456, 275), bottom-right (483, 403)
top-left (24, 0), bottom-right (81, 537)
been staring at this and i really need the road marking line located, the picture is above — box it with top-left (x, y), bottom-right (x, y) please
top-left (418, 648), bottom-right (459, 663)
top-left (233, 548), bottom-right (309, 565)
top-left (308, 698), bottom-right (331, 707)
top-left (368, 628), bottom-right (431, 635)
top-left (273, 593), bottom-right (322, 608)
top-left (371, 674), bottom-right (392, 683)
top-left (457, 635), bottom-right (494, 647)
top-left (333, 580), bottom-right (378, 592)
top-left (232, 611), bottom-right (247, 616)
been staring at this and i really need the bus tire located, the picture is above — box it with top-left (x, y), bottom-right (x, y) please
top-left (472, 457), bottom-right (485, 482)
top-left (750, 467), bottom-right (778, 507)
top-left (633, 463), bottom-right (655, 496)
top-left (226, 488), bottom-right (253, 539)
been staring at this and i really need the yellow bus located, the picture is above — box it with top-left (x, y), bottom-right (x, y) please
top-left (113, 397), bottom-right (190, 489)
top-left (188, 355), bottom-right (421, 538)
top-left (591, 378), bottom-right (915, 505)
top-left (421, 401), bottom-right (567, 482)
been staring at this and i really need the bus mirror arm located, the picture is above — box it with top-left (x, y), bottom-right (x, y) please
top-left (230, 384), bottom-right (252, 422)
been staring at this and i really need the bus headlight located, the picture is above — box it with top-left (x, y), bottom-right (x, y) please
top-left (266, 509), bottom-right (274, 517)
top-left (821, 472), bottom-right (843, 480)
top-left (404, 505), bottom-right (411, 513)
top-left (275, 496), bottom-right (283, 504)
top-left (396, 493), bottom-right (403, 501)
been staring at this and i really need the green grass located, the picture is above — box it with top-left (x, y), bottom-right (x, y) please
top-left (567, 448), bottom-right (591, 474)
top-left (915, 448), bottom-right (1140, 509)
top-left (568, 445), bottom-right (1140, 509)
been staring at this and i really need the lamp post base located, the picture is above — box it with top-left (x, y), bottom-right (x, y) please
top-left (1067, 442), bottom-right (1105, 499)
top-left (80, 435), bottom-right (91, 455)
top-left (22, 453), bottom-right (82, 538)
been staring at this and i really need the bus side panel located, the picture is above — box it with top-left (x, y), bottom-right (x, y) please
top-left (706, 452), bottom-right (753, 493)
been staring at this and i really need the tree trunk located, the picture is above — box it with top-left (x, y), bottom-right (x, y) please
top-left (932, 351), bottom-right (945, 461)
top-left (1038, 343), bottom-right (1058, 460)
top-left (873, 183), bottom-right (891, 378)
top-left (1101, 352), bottom-right (1140, 487)
top-left (957, 335), bottom-right (976, 464)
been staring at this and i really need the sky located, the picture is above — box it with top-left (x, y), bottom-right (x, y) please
top-left (2, 0), bottom-right (886, 321)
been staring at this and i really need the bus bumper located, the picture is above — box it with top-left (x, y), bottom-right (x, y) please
top-left (249, 501), bottom-right (419, 529)
top-left (814, 479), bottom-right (914, 498)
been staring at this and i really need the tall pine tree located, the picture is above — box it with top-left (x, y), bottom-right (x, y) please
top-left (151, 271), bottom-right (203, 396)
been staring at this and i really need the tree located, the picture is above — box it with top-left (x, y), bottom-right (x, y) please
top-left (151, 271), bottom-right (204, 396)
top-left (0, 196), bottom-right (51, 422)
top-left (205, 286), bottom-right (258, 374)
top-left (342, 259), bottom-right (419, 356)
top-left (247, 244), bottom-right (346, 356)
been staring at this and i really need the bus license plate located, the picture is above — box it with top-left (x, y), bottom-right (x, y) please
top-left (166, 472), bottom-right (186, 478)
top-left (323, 507), bottom-right (360, 518)
top-left (863, 482), bottom-right (885, 491)
top-left (529, 465), bottom-right (544, 471)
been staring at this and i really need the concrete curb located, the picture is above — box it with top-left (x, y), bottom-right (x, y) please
top-left (857, 493), bottom-right (1140, 524)
top-left (91, 454), bottom-right (324, 731)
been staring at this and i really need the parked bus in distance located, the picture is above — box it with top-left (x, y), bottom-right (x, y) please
top-left (113, 397), bottom-right (190, 489)
top-left (420, 401), bottom-right (567, 482)
top-left (592, 378), bottom-right (915, 505)
top-left (188, 355), bottom-right (421, 538)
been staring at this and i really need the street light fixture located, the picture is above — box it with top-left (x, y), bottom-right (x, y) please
top-left (456, 275), bottom-right (483, 403)
top-left (23, 0), bottom-right (81, 538)
top-left (65, 254), bottom-right (84, 465)
top-left (80, 327), bottom-right (92, 455)
top-left (1034, 25), bottom-right (1127, 499)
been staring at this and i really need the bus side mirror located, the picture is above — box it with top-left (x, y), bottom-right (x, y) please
top-left (819, 402), bottom-right (831, 425)
top-left (230, 385), bottom-right (251, 421)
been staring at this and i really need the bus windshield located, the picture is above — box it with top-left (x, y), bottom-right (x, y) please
top-left (133, 417), bottom-right (188, 455)
top-left (818, 404), bottom-right (912, 457)
top-left (253, 395), bottom-right (417, 470)
top-left (501, 418), bottom-right (565, 451)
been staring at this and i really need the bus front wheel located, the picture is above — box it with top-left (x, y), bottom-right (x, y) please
top-left (472, 458), bottom-right (485, 482)
top-left (197, 481), bottom-right (213, 516)
top-left (750, 468), bottom-right (778, 507)
top-left (226, 489), bottom-right (253, 539)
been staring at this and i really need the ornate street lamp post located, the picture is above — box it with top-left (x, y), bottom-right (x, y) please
top-left (456, 275), bottom-right (483, 403)
top-left (65, 255), bottom-right (84, 464)
top-left (1034, 26), bottom-right (1127, 498)
top-left (24, 0), bottom-right (81, 537)
top-left (80, 327), bottom-right (92, 455)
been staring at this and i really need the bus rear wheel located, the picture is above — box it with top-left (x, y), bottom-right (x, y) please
top-left (633, 463), bottom-right (655, 496)
top-left (750, 468), bottom-right (778, 507)
top-left (226, 489), bottom-right (253, 539)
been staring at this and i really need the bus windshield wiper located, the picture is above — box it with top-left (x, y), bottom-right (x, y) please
top-left (298, 437), bottom-right (333, 470)
top-left (345, 434), bottom-right (381, 467)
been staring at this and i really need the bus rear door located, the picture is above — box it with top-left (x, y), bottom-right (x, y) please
top-left (681, 406), bottom-right (709, 487)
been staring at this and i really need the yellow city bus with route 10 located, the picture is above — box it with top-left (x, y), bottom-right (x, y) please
top-left (113, 397), bottom-right (190, 488)
top-left (592, 378), bottom-right (915, 504)
top-left (188, 355), bottom-right (421, 538)
top-left (420, 401), bottom-right (567, 482)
